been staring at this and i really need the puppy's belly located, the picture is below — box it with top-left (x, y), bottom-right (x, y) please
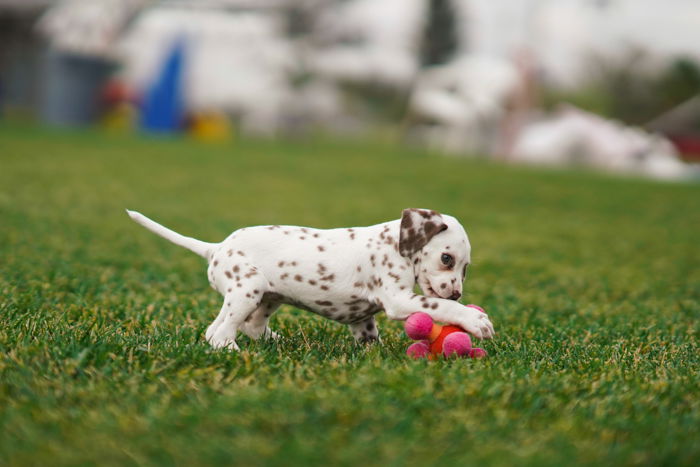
top-left (263, 292), bottom-right (381, 324)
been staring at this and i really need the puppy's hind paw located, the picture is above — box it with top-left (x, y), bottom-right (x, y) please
top-left (205, 322), bottom-right (219, 341)
top-left (208, 336), bottom-right (240, 351)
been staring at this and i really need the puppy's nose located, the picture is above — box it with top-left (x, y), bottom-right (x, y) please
top-left (449, 291), bottom-right (461, 300)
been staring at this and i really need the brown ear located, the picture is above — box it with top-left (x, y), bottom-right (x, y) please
top-left (398, 208), bottom-right (448, 257)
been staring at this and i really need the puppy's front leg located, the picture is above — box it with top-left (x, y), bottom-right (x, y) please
top-left (383, 294), bottom-right (495, 339)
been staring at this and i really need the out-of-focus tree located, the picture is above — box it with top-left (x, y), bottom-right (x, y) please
top-left (543, 51), bottom-right (700, 127)
top-left (420, 0), bottom-right (458, 67)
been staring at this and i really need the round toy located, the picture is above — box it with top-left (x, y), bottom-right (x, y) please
top-left (404, 306), bottom-right (488, 360)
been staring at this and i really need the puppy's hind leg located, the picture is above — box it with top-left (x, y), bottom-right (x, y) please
top-left (349, 316), bottom-right (380, 344)
top-left (207, 287), bottom-right (267, 350)
top-left (205, 303), bottom-right (227, 342)
top-left (240, 301), bottom-right (281, 340)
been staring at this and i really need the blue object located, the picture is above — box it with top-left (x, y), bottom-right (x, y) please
top-left (140, 39), bottom-right (186, 133)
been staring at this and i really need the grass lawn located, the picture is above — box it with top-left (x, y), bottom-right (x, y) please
top-left (1, 124), bottom-right (699, 466)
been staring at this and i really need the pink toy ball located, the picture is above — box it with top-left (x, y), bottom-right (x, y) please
top-left (404, 312), bottom-right (434, 340)
top-left (442, 332), bottom-right (472, 358)
top-left (406, 341), bottom-right (431, 359)
top-left (469, 348), bottom-right (488, 359)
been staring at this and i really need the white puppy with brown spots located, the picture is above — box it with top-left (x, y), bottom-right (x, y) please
top-left (127, 208), bottom-right (495, 350)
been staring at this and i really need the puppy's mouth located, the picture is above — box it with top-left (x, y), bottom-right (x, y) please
top-left (423, 282), bottom-right (444, 299)
top-left (423, 280), bottom-right (461, 300)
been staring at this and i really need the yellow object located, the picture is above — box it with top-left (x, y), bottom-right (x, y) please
top-left (189, 111), bottom-right (233, 143)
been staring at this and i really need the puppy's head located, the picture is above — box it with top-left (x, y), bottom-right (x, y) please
top-left (399, 208), bottom-right (471, 300)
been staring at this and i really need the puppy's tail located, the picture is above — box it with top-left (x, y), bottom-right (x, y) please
top-left (126, 209), bottom-right (215, 259)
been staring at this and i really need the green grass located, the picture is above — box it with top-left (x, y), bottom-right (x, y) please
top-left (1, 124), bottom-right (699, 466)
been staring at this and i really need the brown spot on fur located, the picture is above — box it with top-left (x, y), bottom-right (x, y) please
top-left (278, 261), bottom-right (285, 267)
top-left (353, 282), bottom-right (363, 288)
top-left (294, 275), bottom-right (303, 282)
top-left (320, 285), bottom-right (329, 291)
top-left (431, 303), bottom-right (438, 309)
top-left (440, 283), bottom-right (447, 289)
top-left (213, 260), bottom-right (218, 266)
top-left (237, 251), bottom-right (245, 256)
top-left (320, 274), bottom-right (335, 282)
top-left (280, 273), bottom-right (289, 280)
top-left (227, 249), bottom-right (233, 256)
top-left (317, 245), bottom-right (325, 252)
top-left (308, 279), bottom-right (317, 285)
top-left (225, 271), bottom-right (232, 279)
top-left (315, 300), bottom-right (333, 306)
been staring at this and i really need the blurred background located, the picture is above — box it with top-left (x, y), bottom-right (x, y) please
top-left (1, 0), bottom-right (700, 180)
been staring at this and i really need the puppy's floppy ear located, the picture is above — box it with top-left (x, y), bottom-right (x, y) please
top-left (399, 208), bottom-right (448, 257)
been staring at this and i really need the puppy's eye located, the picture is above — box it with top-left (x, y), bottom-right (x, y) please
top-left (441, 253), bottom-right (454, 267)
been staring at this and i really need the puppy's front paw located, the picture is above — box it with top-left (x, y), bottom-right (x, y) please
top-left (459, 307), bottom-right (495, 340)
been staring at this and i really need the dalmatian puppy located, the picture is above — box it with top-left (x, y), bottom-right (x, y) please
top-left (127, 208), bottom-right (495, 350)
